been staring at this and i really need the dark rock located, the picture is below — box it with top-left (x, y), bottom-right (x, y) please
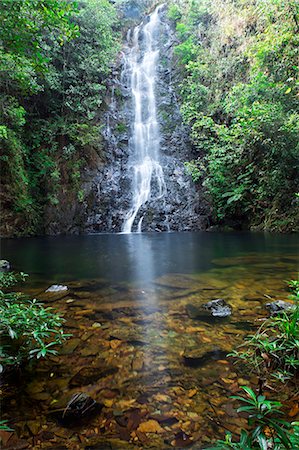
top-left (266, 300), bottom-right (296, 315)
top-left (172, 431), bottom-right (193, 447)
top-left (0, 259), bottom-right (10, 271)
top-left (52, 392), bottom-right (102, 426)
top-left (38, 290), bottom-right (69, 303)
top-left (183, 347), bottom-right (228, 368)
top-left (150, 414), bottom-right (179, 426)
top-left (186, 299), bottom-right (232, 321)
top-left (69, 363), bottom-right (118, 387)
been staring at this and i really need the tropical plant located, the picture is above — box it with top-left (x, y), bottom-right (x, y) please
top-left (230, 308), bottom-right (298, 383)
top-left (0, 420), bottom-right (13, 431)
top-left (207, 387), bottom-right (295, 449)
top-left (0, 272), bottom-right (69, 371)
top-left (170, 0), bottom-right (299, 231)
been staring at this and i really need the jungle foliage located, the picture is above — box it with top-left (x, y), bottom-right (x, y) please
top-left (169, 0), bottom-right (299, 231)
top-left (0, 271), bottom-right (68, 370)
top-left (0, 0), bottom-right (120, 235)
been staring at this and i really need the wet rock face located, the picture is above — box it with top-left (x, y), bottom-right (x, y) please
top-left (80, 6), bottom-right (209, 234)
top-left (44, 6), bottom-right (209, 234)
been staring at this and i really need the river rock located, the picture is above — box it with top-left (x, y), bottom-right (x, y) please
top-left (0, 259), bottom-right (10, 271)
top-left (46, 284), bottom-right (68, 292)
top-left (186, 299), bottom-right (232, 321)
top-left (60, 338), bottom-right (81, 355)
top-left (54, 392), bottom-right (101, 425)
top-left (69, 362), bottom-right (118, 387)
top-left (266, 300), bottom-right (296, 315)
top-left (183, 346), bottom-right (228, 368)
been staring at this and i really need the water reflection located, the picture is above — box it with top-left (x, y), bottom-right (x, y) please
top-left (1, 232), bottom-right (299, 449)
top-left (123, 233), bottom-right (169, 379)
top-left (1, 232), bottom-right (298, 286)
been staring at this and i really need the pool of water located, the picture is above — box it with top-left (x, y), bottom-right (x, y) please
top-left (2, 231), bottom-right (298, 284)
top-left (1, 232), bottom-right (298, 449)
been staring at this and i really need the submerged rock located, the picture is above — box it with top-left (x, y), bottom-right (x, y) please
top-left (0, 259), bottom-right (10, 271)
top-left (186, 299), bottom-right (232, 321)
top-left (60, 338), bottom-right (81, 355)
top-left (266, 300), bottom-right (296, 315)
top-left (183, 347), bottom-right (228, 368)
top-left (69, 363), bottom-right (118, 387)
top-left (46, 284), bottom-right (68, 292)
top-left (53, 392), bottom-right (101, 426)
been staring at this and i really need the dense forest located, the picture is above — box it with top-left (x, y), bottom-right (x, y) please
top-left (0, 0), bottom-right (120, 235)
top-left (1, 2), bottom-right (298, 449)
top-left (0, 0), bottom-right (298, 235)
top-left (169, 0), bottom-right (299, 231)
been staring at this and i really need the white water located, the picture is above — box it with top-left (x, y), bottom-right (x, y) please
top-left (122, 5), bottom-right (166, 233)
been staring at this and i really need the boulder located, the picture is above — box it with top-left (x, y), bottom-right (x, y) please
top-left (186, 299), bottom-right (232, 321)
top-left (0, 260), bottom-right (10, 271)
top-left (46, 284), bottom-right (68, 293)
top-left (51, 392), bottom-right (101, 426)
top-left (266, 300), bottom-right (296, 315)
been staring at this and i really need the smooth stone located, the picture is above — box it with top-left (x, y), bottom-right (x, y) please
top-left (53, 392), bottom-right (101, 425)
top-left (0, 259), bottom-right (10, 271)
top-left (186, 299), bottom-right (232, 321)
top-left (69, 362), bottom-right (118, 387)
top-left (26, 420), bottom-right (41, 435)
top-left (266, 300), bottom-right (296, 315)
top-left (183, 346), bottom-right (228, 368)
top-left (60, 338), bottom-right (81, 355)
top-left (46, 284), bottom-right (68, 292)
top-left (38, 290), bottom-right (70, 303)
top-left (80, 343), bottom-right (101, 356)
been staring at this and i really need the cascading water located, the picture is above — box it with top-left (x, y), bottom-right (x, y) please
top-left (122, 5), bottom-right (167, 233)
top-left (81, 4), bottom-right (205, 234)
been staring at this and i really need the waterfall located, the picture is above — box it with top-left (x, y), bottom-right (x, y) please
top-left (122, 5), bottom-right (167, 233)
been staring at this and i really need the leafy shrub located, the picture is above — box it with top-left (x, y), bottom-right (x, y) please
top-left (167, 4), bottom-right (182, 22)
top-left (174, 0), bottom-right (299, 231)
top-left (230, 281), bottom-right (299, 382)
top-left (207, 387), bottom-right (297, 450)
top-left (0, 272), bottom-right (69, 371)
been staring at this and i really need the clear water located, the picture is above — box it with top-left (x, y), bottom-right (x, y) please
top-left (1, 232), bottom-right (298, 449)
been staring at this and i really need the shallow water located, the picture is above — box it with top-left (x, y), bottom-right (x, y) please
top-left (1, 232), bottom-right (298, 449)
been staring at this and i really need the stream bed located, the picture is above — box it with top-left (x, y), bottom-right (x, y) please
top-left (1, 232), bottom-right (299, 449)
